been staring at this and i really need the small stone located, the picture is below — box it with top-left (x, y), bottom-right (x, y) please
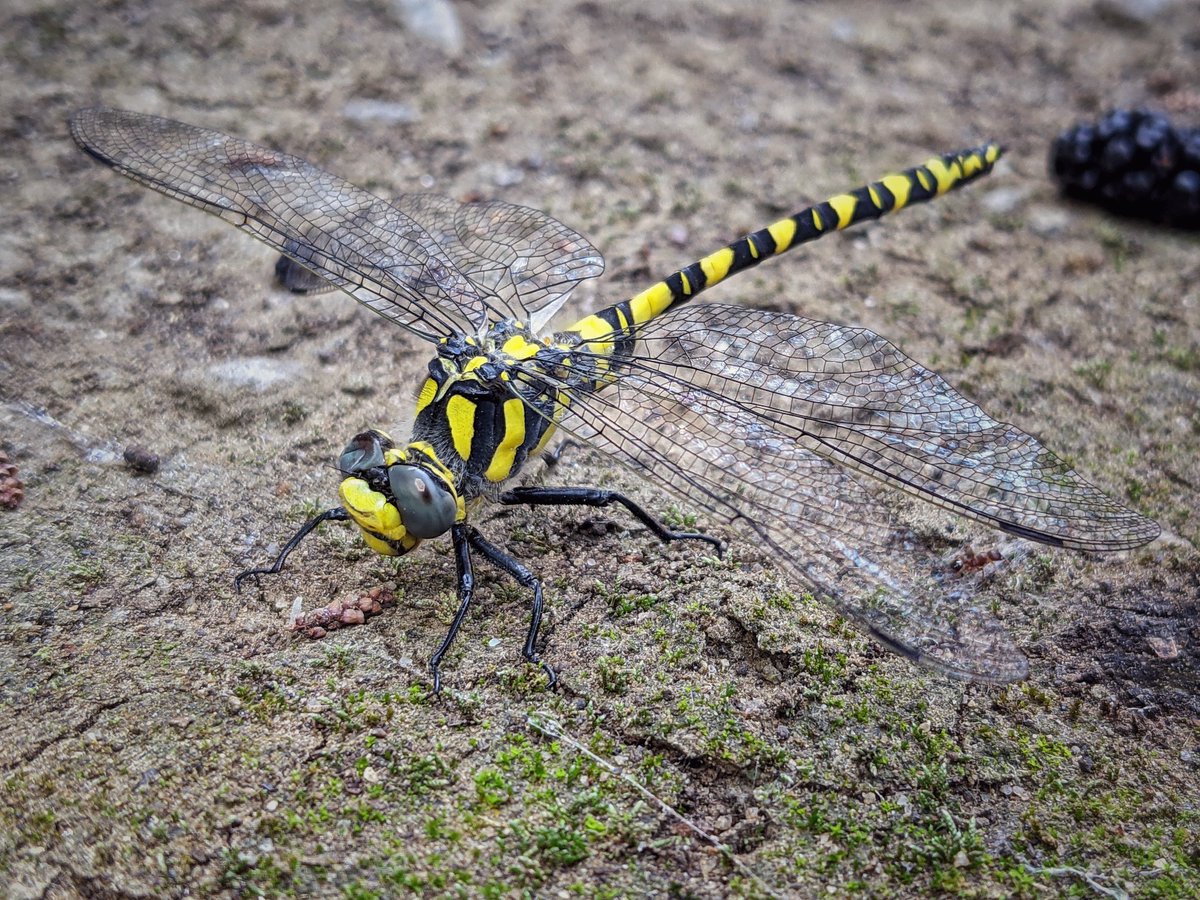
top-left (981, 186), bottom-right (1025, 215)
top-left (491, 165), bottom-right (524, 188)
top-left (343, 99), bottom-right (420, 125)
top-left (953, 849), bottom-right (970, 868)
top-left (1028, 206), bottom-right (1071, 237)
top-left (0, 452), bottom-right (24, 510)
top-left (1095, 0), bottom-right (1170, 28)
top-left (1145, 635), bottom-right (1179, 659)
top-left (122, 445), bottom-right (160, 474)
top-left (392, 0), bottom-right (464, 57)
top-left (305, 626), bottom-right (327, 639)
top-left (206, 356), bottom-right (304, 392)
top-left (340, 608), bottom-right (365, 626)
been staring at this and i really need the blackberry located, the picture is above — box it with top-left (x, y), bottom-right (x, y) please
top-left (1051, 109), bottom-right (1200, 228)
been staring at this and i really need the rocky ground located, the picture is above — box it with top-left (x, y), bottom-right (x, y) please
top-left (1, 0), bottom-right (1197, 896)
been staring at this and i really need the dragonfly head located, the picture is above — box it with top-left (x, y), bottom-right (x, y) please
top-left (336, 430), bottom-right (462, 556)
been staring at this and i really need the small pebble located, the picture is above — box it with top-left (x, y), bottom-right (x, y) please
top-left (0, 452), bottom-right (24, 509)
top-left (343, 98), bottom-right (420, 125)
top-left (122, 446), bottom-right (160, 474)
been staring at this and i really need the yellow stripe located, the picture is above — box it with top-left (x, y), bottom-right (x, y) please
top-left (881, 173), bottom-right (912, 210)
top-left (627, 280), bottom-right (675, 324)
top-left (614, 305), bottom-right (629, 332)
top-left (532, 422), bottom-right (558, 457)
top-left (463, 356), bottom-right (487, 373)
top-left (916, 169), bottom-right (932, 192)
top-left (925, 157), bottom-right (955, 194)
top-left (812, 208), bottom-right (824, 231)
top-left (571, 314), bottom-right (619, 348)
top-left (767, 217), bottom-right (796, 253)
top-left (699, 247), bottom-right (734, 286)
top-left (446, 394), bottom-right (476, 461)
top-left (484, 398), bottom-right (527, 482)
top-left (828, 193), bottom-right (857, 229)
top-left (680, 271), bottom-right (692, 295)
top-left (960, 153), bottom-right (982, 178)
top-left (415, 377), bottom-right (437, 413)
top-left (501, 334), bottom-right (541, 359)
top-left (867, 185), bottom-right (882, 208)
top-left (747, 235), bottom-right (760, 259)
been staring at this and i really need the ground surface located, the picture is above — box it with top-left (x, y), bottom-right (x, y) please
top-left (1, 0), bottom-right (1198, 897)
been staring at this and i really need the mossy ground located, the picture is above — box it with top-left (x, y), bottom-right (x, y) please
top-left (2, 0), bottom-right (1197, 896)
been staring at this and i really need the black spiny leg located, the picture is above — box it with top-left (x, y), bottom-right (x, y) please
top-left (430, 524), bottom-right (478, 694)
top-left (465, 527), bottom-right (557, 689)
top-left (500, 486), bottom-right (725, 554)
top-left (430, 525), bottom-right (556, 692)
top-left (235, 507), bottom-right (351, 592)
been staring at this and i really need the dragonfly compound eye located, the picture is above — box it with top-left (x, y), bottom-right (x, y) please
top-left (387, 465), bottom-right (457, 539)
top-left (338, 430), bottom-right (394, 475)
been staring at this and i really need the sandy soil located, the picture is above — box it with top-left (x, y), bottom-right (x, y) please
top-left (1, 0), bottom-right (1197, 896)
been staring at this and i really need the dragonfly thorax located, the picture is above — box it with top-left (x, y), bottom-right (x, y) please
top-left (404, 322), bottom-right (565, 507)
top-left (335, 430), bottom-right (465, 557)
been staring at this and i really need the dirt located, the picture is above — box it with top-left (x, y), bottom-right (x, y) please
top-left (1, 0), bottom-right (1198, 897)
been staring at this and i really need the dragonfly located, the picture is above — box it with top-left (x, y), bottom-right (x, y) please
top-left (69, 107), bottom-right (1159, 691)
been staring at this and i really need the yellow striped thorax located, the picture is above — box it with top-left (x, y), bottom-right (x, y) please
top-left (407, 321), bottom-right (573, 499)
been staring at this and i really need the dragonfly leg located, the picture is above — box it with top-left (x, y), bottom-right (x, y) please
top-left (500, 486), bottom-right (725, 554)
top-left (235, 507), bottom-right (351, 592)
top-left (464, 526), bottom-right (557, 689)
top-left (430, 524), bottom-right (480, 693)
top-left (541, 439), bottom-right (579, 468)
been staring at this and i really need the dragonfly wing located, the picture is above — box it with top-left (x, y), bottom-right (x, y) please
top-left (625, 304), bottom-right (1159, 551)
top-left (70, 107), bottom-right (503, 342)
top-left (523, 302), bottom-right (1158, 680)
top-left (546, 354), bottom-right (1029, 682)
top-left (394, 195), bottom-right (604, 332)
top-left (273, 194), bottom-right (604, 331)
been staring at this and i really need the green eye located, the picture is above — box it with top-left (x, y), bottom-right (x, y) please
top-left (387, 465), bottom-right (457, 539)
top-left (338, 430), bottom-right (393, 474)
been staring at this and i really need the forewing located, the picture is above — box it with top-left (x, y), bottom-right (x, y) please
top-left (403, 195), bottom-right (605, 333)
top-left (627, 304), bottom-right (1159, 551)
top-left (70, 107), bottom-right (501, 342)
top-left (274, 194), bottom-right (604, 331)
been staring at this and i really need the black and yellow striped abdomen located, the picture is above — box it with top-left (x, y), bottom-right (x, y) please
top-left (565, 144), bottom-right (1002, 360)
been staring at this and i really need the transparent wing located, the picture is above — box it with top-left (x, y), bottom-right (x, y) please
top-left (70, 107), bottom-right (503, 342)
top-left (515, 303), bottom-right (1158, 681)
top-left (396, 195), bottom-right (605, 333)
top-left (625, 305), bottom-right (1159, 550)
top-left (275, 194), bottom-right (604, 333)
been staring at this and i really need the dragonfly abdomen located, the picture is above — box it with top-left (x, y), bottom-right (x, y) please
top-left (565, 144), bottom-right (1002, 361)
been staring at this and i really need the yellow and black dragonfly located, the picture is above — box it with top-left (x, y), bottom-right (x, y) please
top-left (70, 108), bottom-right (1159, 690)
